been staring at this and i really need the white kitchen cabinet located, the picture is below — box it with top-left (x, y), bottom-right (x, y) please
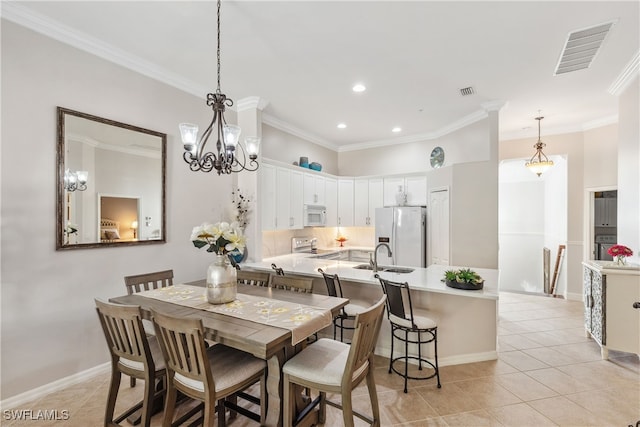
top-left (261, 164), bottom-right (277, 230)
top-left (337, 178), bottom-right (354, 227)
top-left (383, 175), bottom-right (427, 207)
top-left (324, 178), bottom-right (338, 227)
top-left (583, 261), bottom-right (640, 358)
top-left (303, 173), bottom-right (325, 205)
top-left (405, 175), bottom-right (427, 206)
top-left (354, 178), bottom-right (383, 226)
top-left (264, 166), bottom-right (304, 230)
top-left (594, 198), bottom-right (617, 227)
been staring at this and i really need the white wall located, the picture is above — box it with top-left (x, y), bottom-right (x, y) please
top-left (0, 21), bottom-right (237, 399)
top-left (338, 119), bottom-right (490, 176)
top-left (261, 124), bottom-right (339, 175)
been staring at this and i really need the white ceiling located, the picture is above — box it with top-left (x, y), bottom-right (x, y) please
top-left (4, 1), bottom-right (639, 151)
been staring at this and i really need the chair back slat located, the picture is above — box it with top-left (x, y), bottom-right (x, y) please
top-left (377, 277), bottom-right (417, 328)
top-left (317, 268), bottom-right (343, 298)
top-left (344, 296), bottom-right (386, 386)
top-left (271, 263), bottom-right (285, 276)
top-left (125, 270), bottom-right (174, 295)
top-left (152, 310), bottom-right (213, 393)
top-left (237, 270), bottom-right (271, 287)
top-left (95, 299), bottom-right (151, 368)
top-left (270, 275), bottom-right (313, 293)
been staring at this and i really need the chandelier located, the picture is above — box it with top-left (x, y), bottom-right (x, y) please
top-left (64, 169), bottom-right (88, 192)
top-left (525, 116), bottom-right (554, 177)
top-left (179, 0), bottom-right (260, 175)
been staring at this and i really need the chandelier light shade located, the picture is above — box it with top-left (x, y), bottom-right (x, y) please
top-left (64, 168), bottom-right (88, 192)
top-left (525, 116), bottom-right (554, 177)
top-left (179, 0), bottom-right (260, 175)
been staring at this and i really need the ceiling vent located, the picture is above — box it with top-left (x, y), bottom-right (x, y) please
top-left (554, 21), bottom-right (615, 75)
top-left (459, 86), bottom-right (475, 96)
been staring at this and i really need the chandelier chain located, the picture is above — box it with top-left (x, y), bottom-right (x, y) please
top-left (216, 0), bottom-right (221, 94)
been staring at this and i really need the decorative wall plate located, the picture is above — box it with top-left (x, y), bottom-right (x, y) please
top-left (430, 146), bottom-right (445, 169)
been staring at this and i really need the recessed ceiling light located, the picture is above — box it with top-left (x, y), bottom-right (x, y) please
top-left (352, 83), bottom-right (366, 93)
top-left (392, 127), bottom-right (402, 133)
top-left (337, 123), bottom-right (347, 129)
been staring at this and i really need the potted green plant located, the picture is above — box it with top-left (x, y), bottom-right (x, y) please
top-left (443, 268), bottom-right (484, 290)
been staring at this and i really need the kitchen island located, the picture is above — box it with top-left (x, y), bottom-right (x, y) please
top-left (244, 250), bottom-right (499, 366)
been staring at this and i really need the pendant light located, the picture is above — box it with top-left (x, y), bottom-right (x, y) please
top-left (179, 0), bottom-right (260, 175)
top-left (525, 116), bottom-right (553, 177)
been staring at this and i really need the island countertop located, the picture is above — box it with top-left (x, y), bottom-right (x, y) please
top-left (244, 252), bottom-right (499, 300)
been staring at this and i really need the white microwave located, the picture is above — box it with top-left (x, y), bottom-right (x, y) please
top-left (303, 204), bottom-right (326, 227)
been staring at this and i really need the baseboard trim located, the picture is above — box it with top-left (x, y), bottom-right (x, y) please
top-left (374, 346), bottom-right (497, 367)
top-left (0, 362), bottom-right (110, 411)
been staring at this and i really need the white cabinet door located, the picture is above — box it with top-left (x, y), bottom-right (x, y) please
top-left (276, 168), bottom-right (291, 229)
top-left (261, 164), bottom-right (277, 231)
top-left (405, 175), bottom-right (427, 206)
top-left (595, 198), bottom-right (617, 227)
top-left (303, 173), bottom-right (325, 205)
top-left (429, 189), bottom-right (450, 266)
top-left (354, 179), bottom-right (369, 226)
top-left (368, 178), bottom-right (384, 226)
top-left (337, 179), bottom-right (354, 227)
top-left (290, 170), bottom-right (304, 229)
top-left (383, 177), bottom-right (404, 207)
top-left (325, 178), bottom-right (338, 227)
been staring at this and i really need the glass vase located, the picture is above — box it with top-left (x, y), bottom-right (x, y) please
top-left (206, 254), bottom-right (237, 304)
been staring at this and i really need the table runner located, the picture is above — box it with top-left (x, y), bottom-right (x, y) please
top-left (137, 284), bottom-right (333, 345)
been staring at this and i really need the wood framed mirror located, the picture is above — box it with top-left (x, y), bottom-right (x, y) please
top-left (56, 107), bottom-right (166, 249)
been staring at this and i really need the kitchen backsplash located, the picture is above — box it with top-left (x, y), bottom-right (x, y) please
top-left (262, 227), bottom-right (375, 258)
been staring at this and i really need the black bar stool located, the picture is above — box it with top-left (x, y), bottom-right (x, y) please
top-left (376, 274), bottom-right (441, 393)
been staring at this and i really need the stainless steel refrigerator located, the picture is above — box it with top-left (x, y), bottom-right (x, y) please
top-left (375, 207), bottom-right (426, 267)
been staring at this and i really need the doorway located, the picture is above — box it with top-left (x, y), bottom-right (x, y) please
top-left (587, 188), bottom-right (617, 261)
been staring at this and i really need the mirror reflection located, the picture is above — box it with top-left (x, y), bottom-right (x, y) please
top-left (57, 107), bottom-right (166, 249)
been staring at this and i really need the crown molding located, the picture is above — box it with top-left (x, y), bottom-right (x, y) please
top-left (261, 113), bottom-right (339, 151)
top-left (500, 115), bottom-right (619, 141)
top-left (236, 96), bottom-right (270, 112)
top-left (608, 51), bottom-right (640, 96)
top-left (1, 1), bottom-right (207, 98)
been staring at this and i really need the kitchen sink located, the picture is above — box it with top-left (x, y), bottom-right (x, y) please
top-left (352, 264), bottom-right (414, 273)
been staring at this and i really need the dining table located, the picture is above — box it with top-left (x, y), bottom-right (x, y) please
top-left (110, 280), bottom-right (348, 427)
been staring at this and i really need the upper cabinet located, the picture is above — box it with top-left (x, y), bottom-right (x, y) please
top-left (303, 173), bottom-right (325, 205)
top-left (594, 197), bottom-right (617, 227)
top-left (262, 164), bottom-right (303, 231)
top-left (383, 175), bottom-right (427, 207)
top-left (337, 178), bottom-right (354, 227)
top-left (325, 178), bottom-right (338, 227)
top-left (354, 178), bottom-right (383, 226)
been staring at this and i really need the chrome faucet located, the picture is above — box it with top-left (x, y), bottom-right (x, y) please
top-left (370, 242), bottom-right (392, 273)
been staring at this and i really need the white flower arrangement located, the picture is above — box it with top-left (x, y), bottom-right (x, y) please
top-left (190, 221), bottom-right (246, 255)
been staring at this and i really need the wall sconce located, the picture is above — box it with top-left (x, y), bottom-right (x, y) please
top-left (64, 169), bottom-right (88, 192)
top-left (131, 220), bottom-right (138, 239)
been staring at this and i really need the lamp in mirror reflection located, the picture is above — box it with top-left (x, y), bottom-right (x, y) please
top-left (525, 116), bottom-right (554, 177)
top-left (179, 0), bottom-right (260, 175)
top-left (131, 221), bottom-right (138, 239)
top-left (63, 168), bottom-right (88, 192)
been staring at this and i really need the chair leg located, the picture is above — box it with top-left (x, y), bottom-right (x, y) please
top-left (434, 328), bottom-right (442, 388)
top-left (418, 331), bottom-right (423, 370)
top-left (388, 328), bottom-right (394, 374)
top-left (319, 391), bottom-right (327, 424)
top-left (104, 365), bottom-right (121, 426)
top-left (366, 365), bottom-right (380, 427)
top-left (162, 383), bottom-right (177, 427)
top-left (283, 374), bottom-right (294, 427)
top-left (404, 329), bottom-right (409, 393)
top-left (140, 374), bottom-right (155, 427)
top-left (217, 399), bottom-right (226, 427)
top-left (341, 388), bottom-right (355, 427)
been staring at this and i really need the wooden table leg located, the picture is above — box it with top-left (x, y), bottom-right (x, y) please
top-left (265, 351), bottom-right (286, 427)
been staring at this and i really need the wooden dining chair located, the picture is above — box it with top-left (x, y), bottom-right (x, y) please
top-left (318, 268), bottom-right (369, 343)
top-left (237, 269), bottom-right (271, 287)
top-left (94, 299), bottom-right (167, 427)
top-left (124, 269), bottom-right (174, 295)
top-left (270, 274), bottom-right (313, 293)
top-left (151, 309), bottom-right (266, 427)
top-left (123, 269), bottom-right (174, 387)
top-left (282, 295), bottom-right (386, 427)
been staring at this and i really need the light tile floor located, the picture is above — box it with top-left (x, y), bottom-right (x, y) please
top-left (4, 292), bottom-right (639, 426)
